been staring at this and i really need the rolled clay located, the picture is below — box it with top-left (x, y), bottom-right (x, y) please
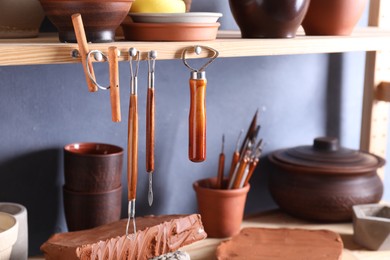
top-left (41, 214), bottom-right (206, 260)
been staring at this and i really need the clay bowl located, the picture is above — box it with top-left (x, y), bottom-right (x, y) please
top-left (302, 0), bottom-right (368, 35)
top-left (39, 0), bottom-right (134, 43)
top-left (64, 142), bottom-right (123, 192)
top-left (268, 137), bottom-right (385, 222)
top-left (63, 185), bottom-right (122, 231)
top-left (0, 212), bottom-right (18, 260)
top-left (228, 0), bottom-right (310, 38)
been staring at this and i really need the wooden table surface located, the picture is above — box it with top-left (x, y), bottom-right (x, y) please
top-left (181, 210), bottom-right (390, 260)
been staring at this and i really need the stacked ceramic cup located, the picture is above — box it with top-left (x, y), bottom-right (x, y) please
top-left (63, 143), bottom-right (123, 231)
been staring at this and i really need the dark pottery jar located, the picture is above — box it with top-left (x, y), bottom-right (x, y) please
top-left (268, 137), bottom-right (385, 222)
top-left (39, 0), bottom-right (134, 43)
top-left (302, 0), bottom-right (368, 35)
top-left (228, 0), bottom-right (310, 38)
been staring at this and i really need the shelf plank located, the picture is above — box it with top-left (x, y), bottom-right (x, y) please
top-left (1, 27), bottom-right (390, 66)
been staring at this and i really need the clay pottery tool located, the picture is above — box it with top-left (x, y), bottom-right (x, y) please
top-left (227, 130), bottom-right (243, 183)
top-left (71, 13), bottom-right (97, 92)
top-left (146, 50), bottom-right (157, 206)
top-left (216, 134), bottom-right (225, 189)
top-left (126, 47), bottom-right (140, 237)
top-left (182, 45), bottom-right (219, 162)
top-left (193, 177), bottom-right (250, 238)
top-left (232, 157), bottom-right (249, 189)
top-left (108, 46), bottom-right (121, 122)
top-left (228, 0), bottom-right (310, 38)
top-left (64, 142), bottom-right (123, 193)
top-left (269, 137), bottom-right (385, 222)
top-left (239, 109), bottom-right (258, 155)
top-left (302, 0), bottom-right (368, 35)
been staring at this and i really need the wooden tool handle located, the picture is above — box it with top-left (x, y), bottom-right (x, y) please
top-left (244, 158), bottom-right (259, 187)
top-left (232, 158), bottom-right (249, 189)
top-left (146, 88), bottom-right (155, 172)
top-left (71, 13), bottom-right (97, 92)
top-left (188, 78), bottom-right (207, 162)
top-left (108, 46), bottom-right (121, 122)
top-left (216, 153), bottom-right (225, 189)
top-left (127, 95), bottom-right (138, 200)
top-left (228, 152), bottom-right (239, 181)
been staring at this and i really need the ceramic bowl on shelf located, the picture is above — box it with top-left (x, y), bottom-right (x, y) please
top-left (302, 0), bottom-right (368, 35)
top-left (129, 12), bottom-right (223, 23)
top-left (0, 212), bottom-right (18, 260)
top-left (353, 204), bottom-right (390, 251)
top-left (228, 0), bottom-right (310, 38)
top-left (122, 21), bottom-right (220, 41)
top-left (268, 137), bottom-right (385, 222)
top-left (39, 0), bottom-right (135, 43)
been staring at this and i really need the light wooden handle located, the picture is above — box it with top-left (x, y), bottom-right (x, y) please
top-left (146, 88), bottom-right (155, 172)
top-left (244, 159), bottom-right (259, 187)
top-left (108, 46), bottom-right (121, 122)
top-left (188, 78), bottom-right (207, 162)
top-left (228, 152), bottom-right (239, 181)
top-left (232, 158), bottom-right (249, 189)
top-left (127, 94), bottom-right (138, 200)
top-left (71, 13), bottom-right (97, 92)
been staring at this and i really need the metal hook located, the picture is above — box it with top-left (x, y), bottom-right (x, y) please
top-left (182, 45), bottom-right (219, 72)
top-left (125, 200), bottom-right (136, 239)
top-left (86, 50), bottom-right (110, 90)
top-left (147, 50), bottom-right (157, 74)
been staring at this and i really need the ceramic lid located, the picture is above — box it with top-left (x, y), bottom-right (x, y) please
top-left (271, 137), bottom-right (385, 174)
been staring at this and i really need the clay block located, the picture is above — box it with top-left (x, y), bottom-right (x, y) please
top-left (41, 214), bottom-right (206, 260)
top-left (216, 227), bottom-right (343, 260)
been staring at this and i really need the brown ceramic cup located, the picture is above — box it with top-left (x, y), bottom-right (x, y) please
top-left (64, 143), bottom-right (123, 193)
top-left (193, 177), bottom-right (250, 238)
top-left (63, 185), bottom-right (122, 231)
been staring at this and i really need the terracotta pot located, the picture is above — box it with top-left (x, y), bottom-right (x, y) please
top-left (302, 0), bottom-right (368, 35)
top-left (0, 0), bottom-right (44, 38)
top-left (39, 0), bottom-right (134, 43)
top-left (228, 0), bottom-right (310, 38)
top-left (64, 143), bottom-right (123, 193)
top-left (193, 177), bottom-right (250, 238)
top-left (269, 137), bottom-right (385, 222)
top-left (63, 185), bottom-right (122, 231)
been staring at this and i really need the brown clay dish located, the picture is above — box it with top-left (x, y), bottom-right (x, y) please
top-left (268, 137), bottom-right (385, 222)
top-left (39, 0), bottom-right (134, 43)
top-left (302, 0), bottom-right (368, 35)
top-left (122, 22), bottom-right (220, 41)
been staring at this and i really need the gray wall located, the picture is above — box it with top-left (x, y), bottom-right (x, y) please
top-left (1, 1), bottom-right (388, 256)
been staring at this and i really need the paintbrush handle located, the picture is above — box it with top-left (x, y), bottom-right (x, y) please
top-left (228, 152), bottom-right (239, 181)
top-left (232, 158), bottom-right (249, 189)
top-left (244, 158), bottom-right (259, 187)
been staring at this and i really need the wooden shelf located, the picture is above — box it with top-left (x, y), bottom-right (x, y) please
top-left (1, 27), bottom-right (390, 66)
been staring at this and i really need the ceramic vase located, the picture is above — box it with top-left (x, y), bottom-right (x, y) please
top-left (228, 0), bottom-right (310, 38)
top-left (0, 0), bottom-right (44, 38)
top-left (302, 0), bottom-right (368, 35)
top-left (193, 178), bottom-right (250, 238)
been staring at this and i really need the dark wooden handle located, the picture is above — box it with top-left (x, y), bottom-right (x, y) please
top-left (71, 13), bottom-right (97, 92)
top-left (216, 153), bottom-right (225, 189)
top-left (146, 88), bottom-right (155, 172)
top-left (127, 95), bottom-right (138, 200)
top-left (108, 46), bottom-right (121, 122)
top-left (188, 78), bottom-right (207, 162)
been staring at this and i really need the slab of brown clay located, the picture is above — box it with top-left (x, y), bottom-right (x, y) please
top-left (216, 227), bottom-right (343, 260)
top-left (41, 214), bottom-right (206, 260)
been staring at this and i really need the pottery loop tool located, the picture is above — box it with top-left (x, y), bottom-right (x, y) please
top-left (182, 45), bottom-right (219, 162)
top-left (85, 48), bottom-right (122, 122)
top-left (146, 50), bottom-right (157, 206)
top-left (71, 13), bottom-right (97, 92)
top-left (126, 47), bottom-right (140, 238)
top-left (216, 134), bottom-right (225, 189)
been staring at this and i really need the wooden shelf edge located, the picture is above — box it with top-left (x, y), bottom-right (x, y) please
top-left (1, 27), bottom-right (390, 66)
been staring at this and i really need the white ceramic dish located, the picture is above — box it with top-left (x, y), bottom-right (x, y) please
top-left (0, 212), bottom-right (18, 260)
top-left (129, 12), bottom-right (222, 23)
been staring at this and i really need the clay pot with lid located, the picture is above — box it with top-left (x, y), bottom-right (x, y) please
top-left (268, 137), bottom-right (385, 222)
top-left (228, 0), bottom-right (310, 38)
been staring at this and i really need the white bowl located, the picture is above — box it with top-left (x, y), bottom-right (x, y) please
top-left (129, 12), bottom-right (223, 23)
top-left (0, 212), bottom-right (18, 260)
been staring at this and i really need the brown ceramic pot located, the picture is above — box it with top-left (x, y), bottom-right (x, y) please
top-left (268, 137), bottom-right (385, 222)
top-left (39, 0), bottom-right (134, 42)
top-left (228, 0), bottom-right (310, 38)
top-left (302, 0), bottom-right (368, 35)
top-left (64, 143), bottom-right (123, 192)
top-left (193, 177), bottom-right (250, 238)
top-left (63, 185), bottom-right (122, 231)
